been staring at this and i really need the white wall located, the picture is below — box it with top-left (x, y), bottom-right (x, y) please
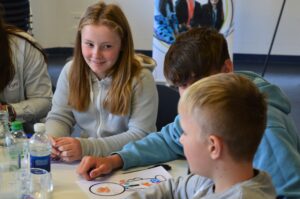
top-left (30, 0), bottom-right (154, 50)
top-left (31, 0), bottom-right (300, 56)
top-left (234, 0), bottom-right (300, 55)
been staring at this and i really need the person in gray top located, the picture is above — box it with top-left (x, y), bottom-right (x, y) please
top-left (0, 10), bottom-right (52, 133)
top-left (46, 2), bottom-right (158, 162)
top-left (127, 73), bottom-right (276, 199)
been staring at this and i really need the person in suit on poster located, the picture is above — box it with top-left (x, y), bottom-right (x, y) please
top-left (175, 0), bottom-right (202, 32)
top-left (201, 0), bottom-right (224, 31)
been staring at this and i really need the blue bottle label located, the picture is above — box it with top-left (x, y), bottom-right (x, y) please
top-left (30, 155), bottom-right (51, 172)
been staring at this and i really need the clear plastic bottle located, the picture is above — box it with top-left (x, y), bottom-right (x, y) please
top-left (29, 123), bottom-right (51, 172)
top-left (0, 110), bottom-right (10, 147)
top-left (0, 110), bottom-right (19, 198)
top-left (0, 110), bottom-right (18, 168)
top-left (11, 120), bottom-right (29, 169)
top-left (29, 123), bottom-right (53, 193)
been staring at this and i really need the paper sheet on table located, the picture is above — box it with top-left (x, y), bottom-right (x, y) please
top-left (77, 166), bottom-right (172, 199)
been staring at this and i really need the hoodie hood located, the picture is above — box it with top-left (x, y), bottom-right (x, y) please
top-left (236, 71), bottom-right (291, 114)
top-left (135, 53), bottom-right (156, 72)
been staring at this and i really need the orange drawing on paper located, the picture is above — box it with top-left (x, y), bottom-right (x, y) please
top-left (97, 186), bottom-right (111, 193)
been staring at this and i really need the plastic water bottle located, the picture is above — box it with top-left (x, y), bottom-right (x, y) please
top-left (0, 110), bottom-right (19, 168)
top-left (11, 120), bottom-right (29, 169)
top-left (0, 110), bottom-right (19, 198)
top-left (0, 110), bottom-right (10, 146)
top-left (29, 123), bottom-right (51, 172)
top-left (29, 123), bottom-right (53, 193)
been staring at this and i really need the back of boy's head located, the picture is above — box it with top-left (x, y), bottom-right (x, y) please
top-left (164, 27), bottom-right (230, 86)
top-left (179, 73), bottom-right (267, 162)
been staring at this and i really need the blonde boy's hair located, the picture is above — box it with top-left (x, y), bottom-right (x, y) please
top-left (179, 73), bottom-right (267, 162)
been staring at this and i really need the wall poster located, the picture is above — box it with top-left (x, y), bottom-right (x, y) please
top-left (152, 0), bottom-right (234, 82)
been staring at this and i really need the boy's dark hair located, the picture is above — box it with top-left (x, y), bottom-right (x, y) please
top-left (164, 27), bottom-right (230, 86)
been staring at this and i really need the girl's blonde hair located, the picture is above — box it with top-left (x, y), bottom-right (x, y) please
top-left (68, 1), bottom-right (141, 115)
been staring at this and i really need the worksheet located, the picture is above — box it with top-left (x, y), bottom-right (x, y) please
top-left (77, 166), bottom-right (172, 199)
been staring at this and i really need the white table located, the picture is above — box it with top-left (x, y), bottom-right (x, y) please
top-left (51, 159), bottom-right (188, 199)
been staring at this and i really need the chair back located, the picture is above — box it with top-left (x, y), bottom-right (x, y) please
top-left (156, 83), bottom-right (180, 131)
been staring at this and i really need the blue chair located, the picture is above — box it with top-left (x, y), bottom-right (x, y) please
top-left (156, 83), bottom-right (180, 131)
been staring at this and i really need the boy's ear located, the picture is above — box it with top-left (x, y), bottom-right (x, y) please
top-left (222, 59), bottom-right (234, 73)
top-left (208, 135), bottom-right (222, 160)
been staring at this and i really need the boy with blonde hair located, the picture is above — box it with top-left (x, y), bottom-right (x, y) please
top-left (127, 73), bottom-right (276, 198)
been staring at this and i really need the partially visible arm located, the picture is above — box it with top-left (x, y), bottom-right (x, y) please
top-left (79, 69), bottom-right (159, 157)
top-left (45, 63), bottom-right (75, 137)
top-left (11, 38), bottom-right (52, 122)
top-left (254, 106), bottom-right (300, 197)
top-left (117, 115), bottom-right (184, 170)
top-left (80, 119), bottom-right (185, 170)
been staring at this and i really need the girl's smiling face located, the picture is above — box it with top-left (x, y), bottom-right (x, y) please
top-left (81, 24), bottom-right (122, 79)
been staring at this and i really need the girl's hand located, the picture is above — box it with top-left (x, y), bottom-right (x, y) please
top-left (54, 137), bottom-right (82, 162)
top-left (49, 136), bottom-right (61, 160)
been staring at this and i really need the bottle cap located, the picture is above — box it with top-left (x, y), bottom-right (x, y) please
top-left (34, 123), bottom-right (45, 133)
top-left (11, 120), bottom-right (23, 131)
